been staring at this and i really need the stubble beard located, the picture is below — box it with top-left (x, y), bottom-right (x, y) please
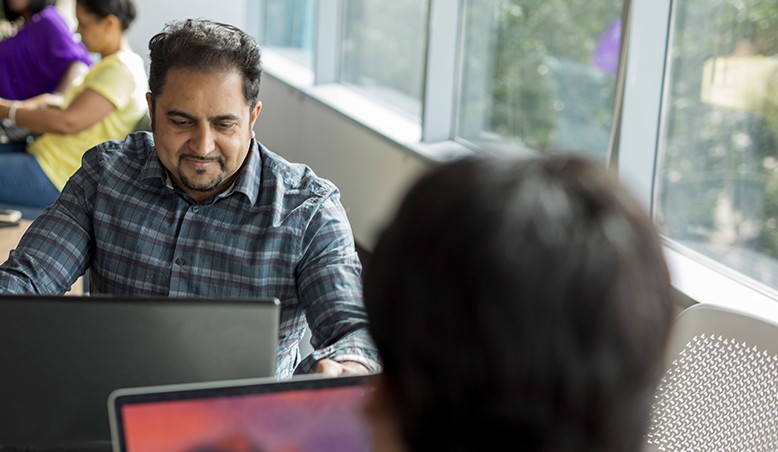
top-left (178, 158), bottom-right (225, 193)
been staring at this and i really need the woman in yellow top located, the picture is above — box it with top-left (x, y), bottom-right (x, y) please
top-left (0, 0), bottom-right (146, 208)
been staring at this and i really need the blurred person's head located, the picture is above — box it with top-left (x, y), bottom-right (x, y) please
top-left (75, 0), bottom-right (135, 30)
top-left (3, 0), bottom-right (55, 22)
top-left (75, 0), bottom-right (135, 56)
top-left (363, 156), bottom-right (676, 451)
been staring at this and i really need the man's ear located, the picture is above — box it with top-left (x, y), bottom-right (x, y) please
top-left (250, 101), bottom-right (262, 128)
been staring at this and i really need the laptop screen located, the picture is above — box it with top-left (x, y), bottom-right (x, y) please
top-left (109, 375), bottom-right (374, 452)
top-left (0, 295), bottom-right (280, 450)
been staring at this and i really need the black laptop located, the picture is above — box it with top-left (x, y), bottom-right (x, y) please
top-left (0, 295), bottom-right (280, 451)
top-left (108, 374), bottom-right (373, 452)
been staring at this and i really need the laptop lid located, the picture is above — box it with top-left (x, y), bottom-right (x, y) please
top-left (108, 374), bottom-right (374, 452)
top-left (0, 295), bottom-right (280, 450)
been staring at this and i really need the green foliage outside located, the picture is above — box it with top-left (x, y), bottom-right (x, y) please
top-left (458, 0), bottom-right (622, 158)
top-left (261, 0), bottom-right (778, 283)
top-left (657, 0), bottom-right (778, 270)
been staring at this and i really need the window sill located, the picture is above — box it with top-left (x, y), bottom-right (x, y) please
top-left (261, 48), bottom-right (475, 164)
top-left (664, 240), bottom-right (778, 318)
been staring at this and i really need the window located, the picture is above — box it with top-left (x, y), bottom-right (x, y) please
top-left (339, 0), bottom-right (429, 119)
top-left (253, 0), bottom-right (778, 309)
top-left (655, 0), bottom-right (778, 289)
top-left (261, 0), bottom-right (315, 67)
top-left (456, 0), bottom-right (624, 161)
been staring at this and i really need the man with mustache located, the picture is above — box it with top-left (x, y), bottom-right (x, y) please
top-left (0, 18), bottom-right (378, 380)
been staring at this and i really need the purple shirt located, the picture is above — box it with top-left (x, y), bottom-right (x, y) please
top-left (0, 6), bottom-right (92, 100)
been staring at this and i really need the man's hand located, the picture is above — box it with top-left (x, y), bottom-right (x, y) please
top-left (315, 359), bottom-right (370, 377)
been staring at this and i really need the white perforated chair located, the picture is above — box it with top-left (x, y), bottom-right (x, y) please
top-left (643, 303), bottom-right (778, 451)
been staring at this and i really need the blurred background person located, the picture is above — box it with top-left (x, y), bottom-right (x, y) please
top-left (362, 156), bottom-right (676, 451)
top-left (0, 0), bottom-right (146, 208)
top-left (0, 0), bottom-right (91, 100)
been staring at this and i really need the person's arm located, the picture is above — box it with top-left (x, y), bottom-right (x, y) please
top-left (0, 87), bottom-right (114, 135)
top-left (17, 92), bottom-right (64, 109)
top-left (315, 359), bottom-right (371, 376)
top-left (0, 147), bottom-right (97, 293)
top-left (0, 54), bottom-right (135, 135)
top-left (294, 192), bottom-right (381, 376)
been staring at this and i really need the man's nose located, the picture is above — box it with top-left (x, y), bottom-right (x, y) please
top-left (189, 125), bottom-right (216, 156)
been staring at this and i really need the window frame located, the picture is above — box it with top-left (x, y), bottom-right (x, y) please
top-left (618, 0), bottom-right (778, 312)
top-left (252, 0), bottom-right (778, 312)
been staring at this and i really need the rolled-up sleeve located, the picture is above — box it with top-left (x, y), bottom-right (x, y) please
top-left (293, 192), bottom-right (381, 374)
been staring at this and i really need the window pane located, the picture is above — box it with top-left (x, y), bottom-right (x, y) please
top-left (340, 0), bottom-right (429, 119)
top-left (656, 0), bottom-right (778, 288)
top-left (457, 0), bottom-right (623, 160)
top-left (262, 0), bottom-right (315, 67)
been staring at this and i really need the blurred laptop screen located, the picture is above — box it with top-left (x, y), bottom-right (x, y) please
top-left (110, 375), bottom-right (373, 452)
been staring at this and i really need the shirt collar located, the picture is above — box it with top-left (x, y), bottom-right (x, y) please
top-left (226, 138), bottom-right (261, 204)
top-left (140, 138), bottom-right (262, 205)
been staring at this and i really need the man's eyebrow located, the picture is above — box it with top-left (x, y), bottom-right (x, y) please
top-left (209, 114), bottom-right (241, 122)
top-left (165, 110), bottom-right (241, 122)
top-left (166, 110), bottom-right (196, 120)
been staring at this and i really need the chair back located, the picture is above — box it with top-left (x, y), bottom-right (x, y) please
top-left (644, 303), bottom-right (778, 451)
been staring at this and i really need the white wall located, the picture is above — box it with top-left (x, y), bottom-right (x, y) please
top-left (127, 0), bottom-right (248, 65)
top-left (254, 73), bottom-right (431, 250)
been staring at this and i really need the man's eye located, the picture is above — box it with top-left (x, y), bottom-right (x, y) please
top-left (216, 122), bottom-right (236, 130)
top-left (171, 119), bottom-right (190, 127)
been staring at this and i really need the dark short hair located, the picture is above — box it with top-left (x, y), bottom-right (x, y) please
top-left (3, 0), bottom-right (55, 22)
top-left (364, 156), bottom-right (676, 451)
top-left (76, 0), bottom-right (136, 31)
top-left (147, 19), bottom-right (262, 110)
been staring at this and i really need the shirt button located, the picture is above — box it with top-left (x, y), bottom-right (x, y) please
top-left (192, 206), bottom-right (199, 213)
top-left (175, 257), bottom-right (185, 266)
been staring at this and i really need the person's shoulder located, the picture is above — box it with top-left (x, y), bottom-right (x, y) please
top-left (31, 6), bottom-right (61, 23)
top-left (95, 49), bottom-right (134, 70)
top-left (29, 6), bottom-right (69, 33)
top-left (105, 49), bottom-right (147, 80)
top-left (113, 49), bottom-right (145, 69)
top-left (83, 131), bottom-right (155, 170)
top-left (259, 143), bottom-right (337, 200)
top-left (89, 50), bottom-right (146, 84)
top-left (12, 7), bottom-right (60, 42)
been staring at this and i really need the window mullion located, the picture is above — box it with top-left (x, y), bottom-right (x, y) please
top-left (421, 0), bottom-right (462, 143)
top-left (616, 0), bottom-right (672, 213)
top-left (247, 0), bottom-right (263, 43)
top-left (314, 0), bottom-right (341, 85)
